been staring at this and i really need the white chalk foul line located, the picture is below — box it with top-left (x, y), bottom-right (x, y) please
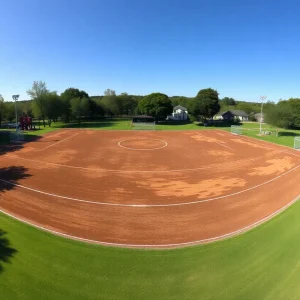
top-left (0, 165), bottom-right (299, 207)
top-left (37, 132), bottom-right (80, 151)
top-left (0, 194), bottom-right (298, 248)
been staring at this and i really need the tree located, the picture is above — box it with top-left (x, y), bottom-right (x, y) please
top-left (0, 94), bottom-right (4, 126)
top-left (117, 93), bottom-right (137, 115)
top-left (27, 81), bottom-right (49, 126)
top-left (101, 95), bottom-right (120, 117)
top-left (287, 98), bottom-right (300, 128)
top-left (27, 81), bottom-right (49, 99)
top-left (189, 88), bottom-right (220, 120)
top-left (60, 88), bottom-right (90, 121)
top-left (137, 93), bottom-right (173, 120)
top-left (236, 102), bottom-right (260, 114)
top-left (169, 96), bottom-right (191, 109)
top-left (44, 92), bottom-right (62, 123)
top-left (222, 97), bottom-right (236, 106)
top-left (70, 97), bottom-right (90, 124)
top-left (2, 102), bottom-right (15, 122)
top-left (104, 89), bottom-right (116, 96)
top-left (264, 103), bottom-right (294, 136)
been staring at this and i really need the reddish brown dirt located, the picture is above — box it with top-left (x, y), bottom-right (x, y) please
top-left (0, 129), bottom-right (300, 247)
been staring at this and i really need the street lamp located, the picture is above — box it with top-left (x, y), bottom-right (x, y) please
top-left (260, 96), bottom-right (267, 135)
top-left (12, 94), bottom-right (20, 131)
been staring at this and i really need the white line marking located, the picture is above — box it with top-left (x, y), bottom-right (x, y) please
top-left (37, 132), bottom-right (80, 151)
top-left (117, 138), bottom-right (168, 151)
top-left (0, 195), bottom-right (298, 248)
top-left (215, 141), bottom-right (235, 151)
top-left (196, 132), bottom-right (235, 151)
top-left (1, 165), bottom-right (299, 207)
top-left (217, 129), bottom-right (299, 153)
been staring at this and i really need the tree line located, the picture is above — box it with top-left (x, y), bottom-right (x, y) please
top-left (0, 81), bottom-right (299, 129)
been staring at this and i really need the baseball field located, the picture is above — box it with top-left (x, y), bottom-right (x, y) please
top-left (1, 121), bottom-right (300, 299)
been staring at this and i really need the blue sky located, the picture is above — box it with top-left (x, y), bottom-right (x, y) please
top-left (1, 0), bottom-right (300, 102)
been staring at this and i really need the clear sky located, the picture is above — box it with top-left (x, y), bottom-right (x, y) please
top-left (1, 0), bottom-right (300, 102)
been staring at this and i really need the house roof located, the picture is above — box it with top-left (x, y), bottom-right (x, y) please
top-left (133, 115), bottom-right (154, 119)
top-left (173, 105), bottom-right (187, 111)
top-left (223, 110), bottom-right (249, 117)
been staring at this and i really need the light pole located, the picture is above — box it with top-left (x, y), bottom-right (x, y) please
top-left (12, 94), bottom-right (20, 131)
top-left (260, 96), bottom-right (267, 135)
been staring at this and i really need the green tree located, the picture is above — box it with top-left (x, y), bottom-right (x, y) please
top-left (287, 98), bottom-right (300, 128)
top-left (117, 93), bottom-right (137, 115)
top-left (0, 94), bottom-right (4, 126)
top-left (169, 96), bottom-right (191, 109)
top-left (44, 92), bottom-right (62, 124)
top-left (236, 102), bottom-right (260, 114)
top-left (189, 88), bottom-right (220, 121)
top-left (137, 93), bottom-right (173, 120)
top-left (2, 102), bottom-right (16, 122)
top-left (70, 97), bottom-right (90, 124)
top-left (101, 95), bottom-right (120, 117)
top-left (104, 89), bottom-right (116, 96)
top-left (27, 81), bottom-right (49, 126)
top-left (265, 103), bottom-right (294, 135)
top-left (222, 97), bottom-right (236, 106)
top-left (60, 88), bottom-right (90, 121)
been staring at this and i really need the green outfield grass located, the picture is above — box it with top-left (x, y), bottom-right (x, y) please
top-left (1, 201), bottom-right (300, 300)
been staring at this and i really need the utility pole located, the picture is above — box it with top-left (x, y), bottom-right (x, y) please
top-left (12, 94), bottom-right (20, 131)
top-left (259, 96), bottom-right (267, 134)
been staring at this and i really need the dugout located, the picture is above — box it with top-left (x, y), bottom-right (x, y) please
top-left (131, 115), bottom-right (155, 130)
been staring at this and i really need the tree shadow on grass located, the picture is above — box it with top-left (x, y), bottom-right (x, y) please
top-left (206, 121), bottom-right (241, 128)
top-left (0, 166), bottom-right (31, 273)
top-left (277, 131), bottom-right (300, 137)
top-left (0, 229), bottom-right (17, 274)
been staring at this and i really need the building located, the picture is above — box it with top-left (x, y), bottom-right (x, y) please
top-left (219, 110), bottom-right (249, 121)
top-left (166, 105), bottom-right (189, 121)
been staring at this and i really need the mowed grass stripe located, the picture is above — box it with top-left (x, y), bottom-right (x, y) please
top-left (1, 201), bottom-right (300, 300)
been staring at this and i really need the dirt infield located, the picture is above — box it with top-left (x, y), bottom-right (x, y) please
top-left (0, 129), bottom-right (300, 248)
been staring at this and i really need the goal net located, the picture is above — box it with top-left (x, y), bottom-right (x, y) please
top-left (231, 125), bottom-right (242, 135)
top-left (10, 130), bottom-right (25, 143)
top-left (131, 115), bottom-right (155, 130)
top-left (294, 137), bottom-right (300, 150)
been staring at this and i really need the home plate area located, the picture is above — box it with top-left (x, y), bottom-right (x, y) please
top-left (0, 129), bottom-right (299, 248)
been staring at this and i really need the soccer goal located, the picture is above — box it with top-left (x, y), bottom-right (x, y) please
top-left (231, 125), bottom-right (242, 135)
top-left (131, 115), bottom-right (156, 130)
top-left (10, 130), bottom-right (25, 143)
top-left (294, 136), bottom-right (300, 150)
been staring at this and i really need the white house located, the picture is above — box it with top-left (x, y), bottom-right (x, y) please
top-left (166, 105), bottom-right (189, 121)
